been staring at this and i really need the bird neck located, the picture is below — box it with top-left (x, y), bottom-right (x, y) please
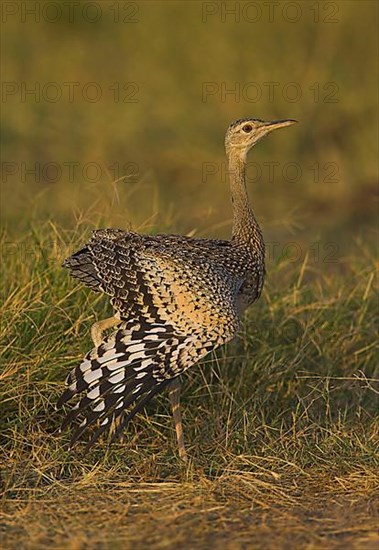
top-left (227, 148), bottom-right (263, 248)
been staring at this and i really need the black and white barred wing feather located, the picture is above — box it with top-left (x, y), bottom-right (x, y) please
top-left (58, 320), bottom-right (202, 447)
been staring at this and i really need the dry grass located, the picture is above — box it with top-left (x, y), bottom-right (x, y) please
top-left (2, 471), bottom-right (378, 549)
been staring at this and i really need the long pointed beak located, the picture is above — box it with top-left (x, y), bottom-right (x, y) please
top-left (261, 119), bottom-right (298, 133)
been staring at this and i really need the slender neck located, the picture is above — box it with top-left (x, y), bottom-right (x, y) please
top-left (227, 147), bottom-right (262, 246)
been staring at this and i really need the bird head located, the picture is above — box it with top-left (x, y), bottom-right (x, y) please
top-left (225, 118), bottom-right (297, 159)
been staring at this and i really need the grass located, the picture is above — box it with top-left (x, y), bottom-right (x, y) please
top-left (1, 220), bottom-right (378, 549)
top-left (1, 1), bottom-right (378, 547)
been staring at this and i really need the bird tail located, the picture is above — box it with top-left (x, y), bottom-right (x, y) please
top-left (57, 319), bottom-right (199, 449)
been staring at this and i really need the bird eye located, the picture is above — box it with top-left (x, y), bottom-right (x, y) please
top-left (242, 124), bottom-right (252, 133)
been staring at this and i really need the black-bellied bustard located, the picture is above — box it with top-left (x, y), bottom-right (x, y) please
top-left (58, 118), bottom-right (297, 460)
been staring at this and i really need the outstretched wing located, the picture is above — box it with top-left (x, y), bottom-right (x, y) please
top-left (59, 229), bottom-right (242, 446)
top-left (58, 318), bottom-right (216, 448)
top-left (63, 229), bottom-right (243, 329)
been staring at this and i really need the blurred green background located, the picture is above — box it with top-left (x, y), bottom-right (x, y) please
top-left (1, 0), bottom-right (378, 261)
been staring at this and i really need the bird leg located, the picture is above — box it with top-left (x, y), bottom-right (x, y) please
top-left (169, 378), bottom-right (188, 462)
top-left (91, 316), bottom-right (122, 347)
